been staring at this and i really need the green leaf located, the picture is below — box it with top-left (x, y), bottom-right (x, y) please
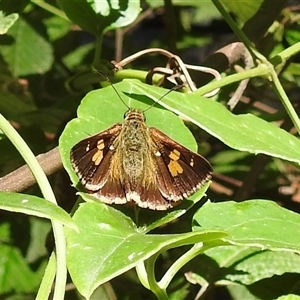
top-left (57, 0), bottom-right (141, 35)
top-left (0, 89), bottom-right (36, 121)
top-left (60, 80), bottom-right (212, 221)
top-left (63, 43), bottom-right (94, 69)
top-left (0, 192), bottom-right (76, 230)
top-left (44, 15), bottom-right (71, 41)
top-left (225, 250), bottom-right (300, 285)
top-left (227, 283), bottom-right (263, 300)
top-left (285, 29), bottom-right (300, 46)
top-left (0, 243), bottom-right (41, 293)
top-left (0, 11), bottom-right (18, 34)
top-left (193, 200), bottom-right (300, 253)
top-left (66, 201), bottom-right (226, 299)
top-left (190, 246), bottom-right (300, 286)
top-left (221, 0), bottom-right (262, 23)
top-left (131, 80), bottom-right (300, 165)
top-left (227, 273), bottom-right (300, 300)
top-left (0, 223), bottom-right (44, 294)
top-left (277, 295), bottom-right (300, 300)
top-left (0, 17), bottom-right (53, 76)
top-left (26, 218), bottom-right (51, 263)
top-left (59, 80), bottom-right (206, 198)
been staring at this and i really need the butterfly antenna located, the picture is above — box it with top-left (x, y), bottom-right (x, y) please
top-left (95, 70), bottom-right (130, 109)
top-left (143, 84), bottom-right (183, 113)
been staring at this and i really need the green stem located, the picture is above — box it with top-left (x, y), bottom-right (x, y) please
top-left (269, 67), bottom-right (300, 134)
top-left (36, 252), bottom-right (56, 300)
top-left (159, 243), bottom-right (205, 289)
top-left (93, 33), bottom-right (104, 67)
top-left (31, 0), bottom-right (69, 20)
top-left (145, 255), bottom-right (169, 300)
top-left (271, 41), bottom-right (300, 66)
top-left (195, 63), bottom-right (270, 96)
top-left (113, 69), bottom-right (162, 83)
top-left (136, 262), bottom-right (150, 290)
top-left (211, 0), bottom-right (256, 58)
top-left (0, 114), bottom-right (67, 300)
top-left (211, 0), bottom-right (300, 132)
top-left (210, 0), bottom-right (273, 71)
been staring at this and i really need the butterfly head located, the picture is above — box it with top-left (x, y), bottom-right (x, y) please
top-left (124, 108), bottom-right (146, 123)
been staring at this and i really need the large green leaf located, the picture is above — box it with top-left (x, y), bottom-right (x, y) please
top-left (221, 0), bottom-right (262, 23)
top-left (193, 200), bottom-right (300, 253)
top-left (190, 200), bottom-right (300, 299)
top-left (66, 201), bottom-right (226, 299)
top-left (0, 17), bottom-right (53, 76)
top-left (0, 192), bottom-right (76, 230)
top-left (187, 246), bottom-right (300, 287)
top-left (131, 80), bottom-right (300, 165)
top-left (225, 250), bottom-right (300, 285)
top-left (59, 80), bottom-right (212, 220)
top-left (59, 80), bottom-right (207, 190)
top-left (277, 296), bottom-right (300, 300)
top-left (61, 78), bottom-right (300, 183)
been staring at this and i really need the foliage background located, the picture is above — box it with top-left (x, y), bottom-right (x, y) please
top-left (0, 0), bottom-right (300, 300)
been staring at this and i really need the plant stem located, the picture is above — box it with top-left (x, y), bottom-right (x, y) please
top-left (145, 255), bottom-right (169, 300)
top-left (31, 0), bottom-right (69, 20)
top-left (159, 243), bottom-right (205, 289)
top-left (136, 261), bottom-right (150, 290)
top-left (271, 41), bottom-right (300, 64)
top-left (36, 252), bottom-right (56, 300)
top-left (270, 66), bottom-right (300, 134)
top-left (93, 33), bottom-right (103, 67)
top-left (195, 63), bottom-right (269, 96)
top-left (0, 114), bottom-right (67, 300)
top-left (211, 0), bottom-right (256, 58)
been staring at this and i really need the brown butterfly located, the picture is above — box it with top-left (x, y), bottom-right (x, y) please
top-left (70, 103), bottom-right (213, 210)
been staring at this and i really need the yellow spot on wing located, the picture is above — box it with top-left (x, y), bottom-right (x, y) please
top-left (169, 149), bottom-right (180, 161)
top-left (168, 160), bottom-right (183, 177)
top-left (97, 139), bottom-right (105, 150)
top-left (92, 150), bottom-right (103, 165)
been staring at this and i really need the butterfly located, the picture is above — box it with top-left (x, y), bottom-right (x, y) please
top-left (70, 101), bottom-right (213, 210)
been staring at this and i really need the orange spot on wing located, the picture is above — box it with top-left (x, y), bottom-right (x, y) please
top-left (92, 150), bottom-right (103, 165)
top-left (169, 149), bottom-right (180, 161)
top-left (168, 160), bottom-right (183, 177)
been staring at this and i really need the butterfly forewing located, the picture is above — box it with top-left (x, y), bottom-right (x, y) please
top-left (70, 123), bottom-right (122, 190)
top-left (150, 127), bottom-right (212, 201)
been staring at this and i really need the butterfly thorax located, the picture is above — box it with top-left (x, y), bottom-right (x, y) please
top-left (111, 109), bottom-right (157, 188)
